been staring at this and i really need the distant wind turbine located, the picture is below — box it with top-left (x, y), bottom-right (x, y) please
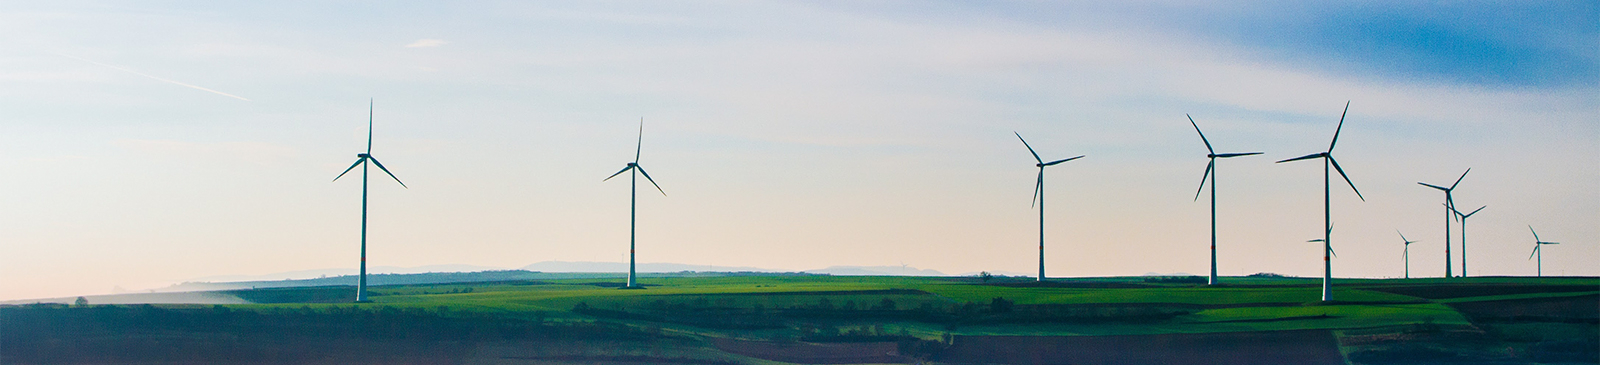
top-left (1308, 238), bottom-right (1337, 258)
top-left (1418, 168), bottom-right (1469, 278)
top-left (332, 99), bottom-right (408, 303)
top-left (604, 119), bottom-right (666, 289)
top-left (1188, 115), bottom-right (1262, 285)
top-left (1527, 226), bottom-right (1559, 277)
top-left (1397, 231), bottom-right (1418, 279)
top-left (1276, 101), bottom-right (1363, 302)
top-left (1309, 223), bottom-right (1337, 261)
top-left (1015, 132), bottom-right (1084, 282)
top-left (1453, 205), bottom-right (1485, 277)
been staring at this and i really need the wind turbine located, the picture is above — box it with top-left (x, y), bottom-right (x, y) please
top-left (1397, 231), bottom-right (1418, 279)
top-left (604, 119), bottom-right (666, 289)
top-left (1418, 168), bottom-right (1469, 278)
top-left (1453, 205), bottom-right (1485, 277)
top-left (1308, 223), bottom-right (1337, 263)
top-left (1188, 115), bottom-right (1262, 285)
top-left (1528, 226), bottom-right (1559, 277)
top-left (1276, 101), bottom-right (1363, 302)
top-left (332, 99), bottom-right (408, 303)
top-left (1015, 132), bottom-right (1084, 282)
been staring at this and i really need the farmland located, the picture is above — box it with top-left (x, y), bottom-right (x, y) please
top-left (3, 274), bottom-right (1596, 364)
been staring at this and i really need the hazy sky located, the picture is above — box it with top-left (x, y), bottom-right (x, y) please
top-left (2, 1), bottom-right (1595, 300)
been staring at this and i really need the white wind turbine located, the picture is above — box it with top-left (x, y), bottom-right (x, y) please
top-left (1188, 115), bottom-right (1262, 285)
top-left (1276, 101), bottom-right (1364, 302)
top-left (604, 119), bottom-right (666, 289)
top-left (1527, 226), bottom-right (1560, 277)
top-left (332, 100), bottom-right (408, 303)
top-left (1015, 132), bottom-right (1084, 282)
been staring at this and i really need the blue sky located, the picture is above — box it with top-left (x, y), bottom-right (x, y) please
top-left (1, 1), bottom-right (1595, 300)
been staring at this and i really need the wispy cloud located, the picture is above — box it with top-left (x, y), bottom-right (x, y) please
top-left (53, 52), bottom-right (251, 101)
top-left (113, 139), bottom-right (298, 166)
top-left (405, 38), bottom-right (447, 48)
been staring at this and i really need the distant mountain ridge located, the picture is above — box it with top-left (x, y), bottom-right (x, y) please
top-left (519, 261), bottom-right (950, 277)
top-left (4, 262), bottom-right (968, 304)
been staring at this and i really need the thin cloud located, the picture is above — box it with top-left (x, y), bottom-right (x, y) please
top-left (54, 52), bottom-right (250, 101)
top-left (405, 39), bottom-right (447, 48)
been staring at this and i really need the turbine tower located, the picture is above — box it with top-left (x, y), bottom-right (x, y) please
top-left (332, 99), bottom-right (408, 303)
top-left (1418, 168), bottom-right (1469, 278)
top-left (1397, 231), bottom-right (1418, 279)
top-left (1276, 101), bottom-right (1363, 302)
top-left (1188, 115), bottom-right (1262, 285)
top-left (1527, 226), bottom-right (1559, 277)
top-left (1015, 132), bottom-right (1084, 282)
top-left (1453, 205), bottom-right (1485, 277)
top-left (604, 119), bottom-right (665, 289)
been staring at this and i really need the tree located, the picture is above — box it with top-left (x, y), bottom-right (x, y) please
top-left (73, 297), bottom-right (88, 306)
top-left (979, 271), bottom-right (993, 283)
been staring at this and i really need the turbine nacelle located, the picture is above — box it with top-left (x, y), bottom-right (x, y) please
top-left (357, 153), bottom-right (371, 158)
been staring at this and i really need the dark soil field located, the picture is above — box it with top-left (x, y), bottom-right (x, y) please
top-left (1447, 293), bottom-right (1599, 321)
top-left (939, 330), bottom-right (1344, 365)
top-left (1362, 282), bottom-right (1600, 300)
top-left (712, 338), bottom-right (903, 364)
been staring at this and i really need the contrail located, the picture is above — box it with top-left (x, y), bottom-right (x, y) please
top-left (55, 52), bottom-right (251, 101)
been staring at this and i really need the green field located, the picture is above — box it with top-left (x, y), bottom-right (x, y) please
top-left (4, 274), bottom-right (1596, 364)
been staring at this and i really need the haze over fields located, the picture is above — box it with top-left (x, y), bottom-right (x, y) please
top-left (1, 2), bottom-right (1595, 301)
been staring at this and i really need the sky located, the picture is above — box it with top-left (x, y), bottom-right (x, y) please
top-left (1, 1), bottom-right (1595, 301)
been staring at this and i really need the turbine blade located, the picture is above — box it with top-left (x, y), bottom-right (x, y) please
top-left (637, 165), bottom-right (666, 196)
top-left (1015, 132), bottom-right (1043, 164)
top-left (1329, 246), bottom-right (1337, 258)
top-left (1530, 246), bottom-right (1539, 260)
top-left (635, 118), bottom-right (644, 163)
top-left (1214, 152), bottom-right (1263, 158)
top-left (1529, 225), bottom-right (1539, 242)
top-left (1276, 153), bottom-right (1323, 163)
top-left (1194, 160), bottom-right (1213, 201)
top-left (1329, 156), bottom-right (1364, 201)
top-left (1450, 168), bottom-right (1470, 190)
top-left (1417, 182), bottom-right (1451, 192)
top-left (1188, 114), bottom-right (1214, 154)
top-left (1031, 170), bottom-right (1043, 208)
top-left (333, 157), bottom-right (366, 182)
top-left (603, 165), bottom-right (634, 181)
top-left (367, 156), bottom-right (407, 188)
top-left (1041, 155), bottom-right (1085, 166)
top-left (1464, 206), bottom-right (1485, 218)
top-left (1329, 101), bottom-right (1349, 152)
top-left (367, 99), bottom-right (374, 154)
top-left (1397, 230), bottom-right (1408, 242)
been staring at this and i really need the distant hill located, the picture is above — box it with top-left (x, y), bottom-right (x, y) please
top-left (158, 270), bottom-right (611, 293)
top-left (520, 261), bottom-right (778, 273)
top-left (4, 262), bottom-right (962, 305)
top-left (522, 261), bottom-right (950, 277)
top-left (186, 264), bottom-right (512, 283)
top-left (804, 265), bottom-right (946, 276)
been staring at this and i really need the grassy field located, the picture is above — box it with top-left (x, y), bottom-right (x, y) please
top-left (4, 274), bottom-right (1596, 364)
